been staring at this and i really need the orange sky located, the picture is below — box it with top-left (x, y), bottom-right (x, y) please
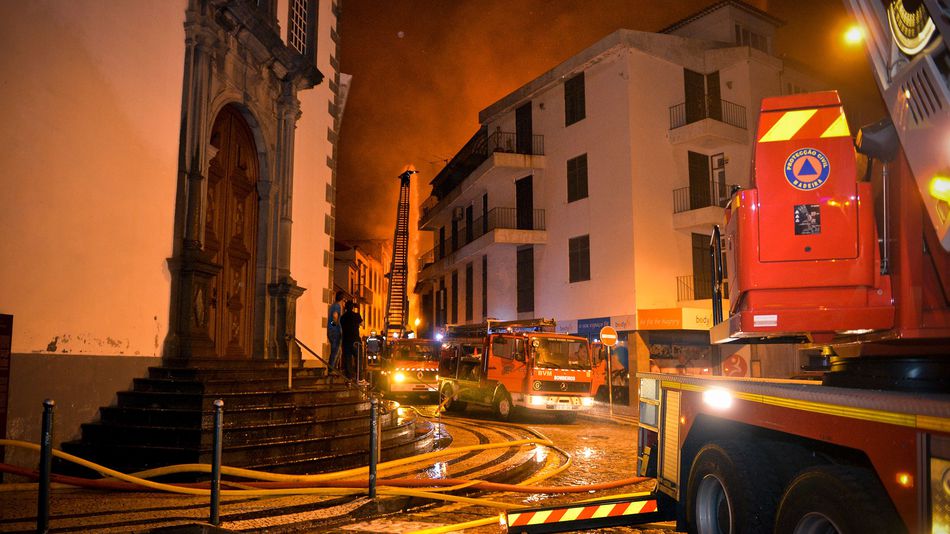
top-left (336, 0), bottom-right (881, 242)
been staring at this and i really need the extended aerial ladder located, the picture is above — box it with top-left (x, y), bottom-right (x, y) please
top-left (384, 169), bottom-right (416, 337)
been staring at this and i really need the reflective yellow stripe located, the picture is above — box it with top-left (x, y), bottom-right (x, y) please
top-left (820, 112), bottom-right (851, 138)
top-left (591, 505), bottom-right (613, 519)
top-left (527, 510), bottom-right (552, 525)
top-left (560, 507), bottom-right (583, 522)
top-left (662, 380), bottom-right (950, 431)
top-left (758, 109), bottom-right (817, 142)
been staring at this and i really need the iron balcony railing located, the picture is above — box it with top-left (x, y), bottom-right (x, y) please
top-left (677, 274), bottom-right (730, 301)
top-left (669, 99), bottom-right (747, 130)
top-left (418, 207), bottom-right (545, 270)
top-left (673, 181), bottom-right (736, 214)
top-left (427, 129), bottom-right (545, 209)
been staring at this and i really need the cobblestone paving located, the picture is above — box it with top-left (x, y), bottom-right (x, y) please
top-left (0, 401), bottom-right (680, 533)
top-left (326, 403), bottom-right (680, 533)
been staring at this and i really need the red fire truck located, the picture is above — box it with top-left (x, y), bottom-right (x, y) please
top-left (377, 338), bottom-right (441, 398)
top-left (437, 319), bottom-right (595, 423)
top-left (504, 2), bottom-right (949, 532)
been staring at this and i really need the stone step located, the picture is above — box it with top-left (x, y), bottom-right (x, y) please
top-left (160, 357), bottom-right (297, 370)
top-left (147, 365), bottom-right (328, 381)
top-left (79, 409), bottom-right (388, 449)
top-left (115, 387), bottom-right (362, 410)
top-left (97, 399), bottom-right (372, 428)
top-left (132, 376), bottom-right (332, 394)
top-left (61, 418), bottom-right (419, 473)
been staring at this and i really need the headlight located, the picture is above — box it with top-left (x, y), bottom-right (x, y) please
top-left (394, 372), bottom-right (406, 383)
top-left (581, 396), bottom-right (594, 406)
top-left (702, 387), bottom-right (733, 410)
top-left (529, 395), bottom-right (547, 406)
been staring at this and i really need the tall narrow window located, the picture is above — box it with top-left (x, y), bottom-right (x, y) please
top-left (481, 255), bottom-right (488, 319)
top-left (692, 233), bottom-right (713, 300)
top-left (564, 72), bottom-right (586, 126)
top-left (517, 246), bottom-right (534, 313)
top-left (567, 154), bottom-right (589, 202)
top-left (465, 263), bottom-right (474, 322)
top-left (569, 235), bottom-right (591, 283)
top-left (287, 0), bottom-right (316, 63)
top-left (451, 270), bottom-right (459, 324)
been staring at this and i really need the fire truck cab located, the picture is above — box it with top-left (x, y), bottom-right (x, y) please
top-left (378, 338), bottom-right (441, 398)
top-left (437, 320), bottom-right (595, 422)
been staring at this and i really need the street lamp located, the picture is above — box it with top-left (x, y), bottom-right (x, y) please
top-left (844, 24), bottom-right (864, 45)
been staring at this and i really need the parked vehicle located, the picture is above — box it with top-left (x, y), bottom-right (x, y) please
top-left (377, 338), bottom-right (440, 398)
top-left (437, 319), bottom-right (595, 423)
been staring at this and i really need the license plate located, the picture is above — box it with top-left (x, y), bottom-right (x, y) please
top-left (555, 404), bottom-right (574, 411)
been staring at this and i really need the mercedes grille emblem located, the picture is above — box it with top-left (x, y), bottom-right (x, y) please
top-left (533, 381), bottom-right (542, 390)
top-left (559, 382), bottom-right (568, 391)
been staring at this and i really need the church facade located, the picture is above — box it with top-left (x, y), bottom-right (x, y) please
top-left (0, 0), bottom-right (342, 464)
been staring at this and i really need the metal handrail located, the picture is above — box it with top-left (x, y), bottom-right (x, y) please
top-left (290, 336), bottom-right (380, 398)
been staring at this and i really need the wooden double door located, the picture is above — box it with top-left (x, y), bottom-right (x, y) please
top-left (204, 105), bottom-right (259, 358)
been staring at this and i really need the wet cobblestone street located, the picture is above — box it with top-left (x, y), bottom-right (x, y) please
top-left (332, 403), bottom-right (678, 534)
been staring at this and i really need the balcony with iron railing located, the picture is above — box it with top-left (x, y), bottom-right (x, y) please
top-left (672, 181), bottom-right (736, 233)
top-left (677, 274), bottom-right (730, 302)
top-left (418, 207), bottom-right (546, 275)
top-left (668, 98), bottom-right (749, 147)
top-left (420, 130), bottom-right (545, 228)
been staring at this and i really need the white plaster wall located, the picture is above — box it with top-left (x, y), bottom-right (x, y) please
top-left (486, 247), bottom-right (518, 320)
top-left (0, 1), bottom-right (185, 356)
top-left (629, 50), bottom-right (695, 310)
top-left (533, 51), bottom-right (637, 322)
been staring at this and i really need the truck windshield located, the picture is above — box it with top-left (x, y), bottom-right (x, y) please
top-left (532, 338), bottom-right (591, 369)
top-left (391, 341), bottom-right (439, 362)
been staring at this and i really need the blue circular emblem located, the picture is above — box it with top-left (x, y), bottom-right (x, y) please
top-left (784, 148), bottom-right (830, 191)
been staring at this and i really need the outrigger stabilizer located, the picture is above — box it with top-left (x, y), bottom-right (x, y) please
top-left (501, 491), bottom-right (667, 533)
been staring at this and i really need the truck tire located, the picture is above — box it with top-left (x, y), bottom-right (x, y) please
top-left (774, 465), bottom-right (906, 534)
top-left (685, 440), bottom-right (783, 534)
top-left (493, 389), bottom-right (514, 421)
top-left (440, 384), bottom-right (465, 413)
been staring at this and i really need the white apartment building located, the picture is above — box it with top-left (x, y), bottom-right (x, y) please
top-left (415, 1), bottom-right (821, 378)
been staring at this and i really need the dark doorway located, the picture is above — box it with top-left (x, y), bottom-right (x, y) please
top-left (684, 69), bottom-right (706, 123)
top-left (517, 246), bottom-right (534, 313)
top-left (706, 71), bottom-right (722, 121)
top-left (516, 175), bottom-right (533, 230)
top-left (516, 102), bottom-right (532, 154)
top-left (688, 151), bottom-right (711, 210)
top-left (691, 233), bottom-right (713, 300)
top-left (205, 105), bottom-right (259, 358)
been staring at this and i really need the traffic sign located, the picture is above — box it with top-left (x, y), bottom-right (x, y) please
top-left (599, 326), bottom-right (618, 346)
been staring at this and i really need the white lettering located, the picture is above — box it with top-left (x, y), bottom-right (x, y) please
top-left (554, 375), bottom-right (577, 381)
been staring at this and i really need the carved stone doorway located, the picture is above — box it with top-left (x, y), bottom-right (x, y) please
top-left (205, 105), bottom-right (259, 358)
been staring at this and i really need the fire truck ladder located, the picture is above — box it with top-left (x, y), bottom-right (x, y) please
top-left (384, 170), bottom-right (416, 337)
top-left (444, 318), bottom-right (557, 338)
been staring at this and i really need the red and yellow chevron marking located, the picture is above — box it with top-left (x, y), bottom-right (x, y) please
top-left (757, 106), bottom-right (850, 143)
top-left (507, 499), bottom-right (658, 527)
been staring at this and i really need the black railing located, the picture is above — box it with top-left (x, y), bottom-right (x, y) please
top-left (673, 181), bottom-right (736, 213)
top-left (419, 207), bottom-right (545, 269)
top-left (430, 129), bottom-right (545, 201)
top-left (669, 99), bottom-right (747, 130)
top-left (677, 274), bottom-right (730, 301)
top-left (485, 131), bottom-right (545, 156)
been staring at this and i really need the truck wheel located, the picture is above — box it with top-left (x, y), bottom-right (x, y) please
top-left (686, 441), bottom-right (782, 534)
top-left (493, 389), bottom-right (514, 421)
top-left (774, 465), bottom-right (905, 534)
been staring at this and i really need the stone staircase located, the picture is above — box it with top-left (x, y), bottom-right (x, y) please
top-left (61, 358), bottom-right (435, 475)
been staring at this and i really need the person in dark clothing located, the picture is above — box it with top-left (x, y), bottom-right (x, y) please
top-left (327, 291), bottom-right (344, 371)
top-left (339, 300), bottom-right (363, 380)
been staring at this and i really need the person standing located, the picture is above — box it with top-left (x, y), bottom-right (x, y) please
top-left (327, 291), bottom-right (344, 371)
top-left (339, 300), bottom-right (364, 380)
